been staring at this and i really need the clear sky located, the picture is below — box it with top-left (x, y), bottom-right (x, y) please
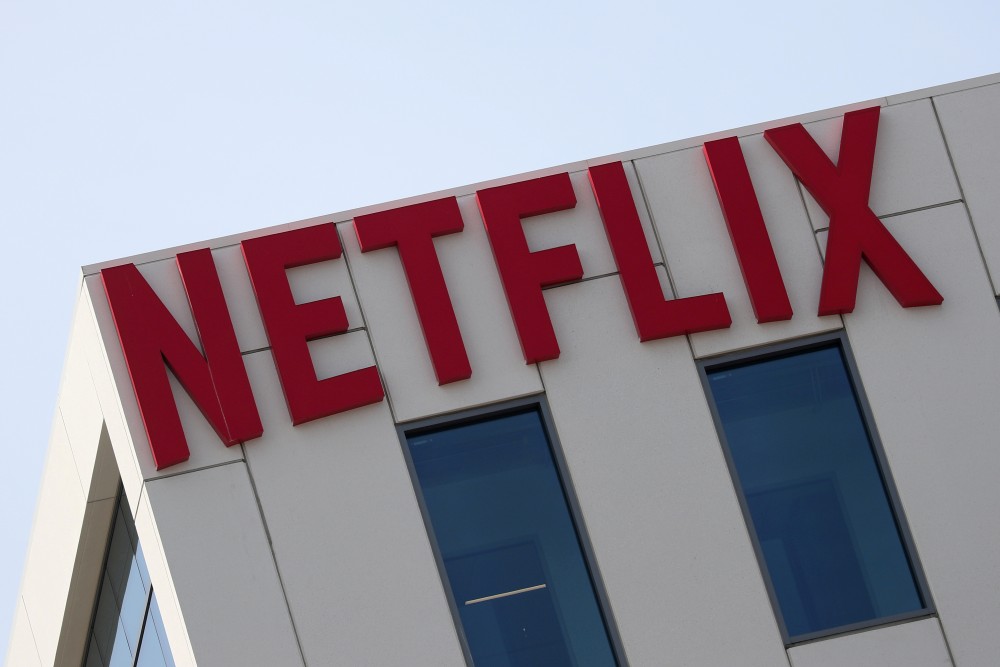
top-left (1, 0), bottom-right (997, 654)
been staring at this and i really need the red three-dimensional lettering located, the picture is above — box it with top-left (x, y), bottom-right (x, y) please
top-left (764, 106), bottom-right (943, 315)
top-left (703, 138), bottom-right (793, 323)
top-left (477, 173), bottom-right (583, 364)
top-left (354, 197), bottom-right (472, 385)
top-left (588, 161), bottom-right (731, 340)
top-left (102, 250), bottom-right (263, 470)
top-left (242, 225), bottom-right (384, 425)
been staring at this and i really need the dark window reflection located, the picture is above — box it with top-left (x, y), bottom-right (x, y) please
top-left (408, 410), bottom-right (617, 666)
top-left (85, 492), bottom-right (175, 667)
top-left (708, 345), bottom-right (925, 638)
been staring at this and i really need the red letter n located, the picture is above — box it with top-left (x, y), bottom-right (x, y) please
top-left (102, 250), bottom-right (262, 470)
top-left (764, 107), bottom-right (942, 315)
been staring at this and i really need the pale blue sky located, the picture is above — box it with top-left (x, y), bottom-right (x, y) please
top-left (1, 0), bottom-right (997, 654)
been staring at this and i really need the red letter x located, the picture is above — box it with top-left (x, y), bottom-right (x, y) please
top-left (764, 106), bottom-right (942, 315)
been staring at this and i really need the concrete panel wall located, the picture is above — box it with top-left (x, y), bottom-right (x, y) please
top-left (5, 600), bottom-right (40, 667)
top-left (142, 464), bottom-right (303, 666)
top-left (788, 618), bottom-right (952, 667)
top-left (539, 273), bottom-right (790, 666)
top-left (242, 349), bottom-right (466, 666)
top-left (825, 204), bottom-right (1000, 666)
top-left (17, 415), bottom-right (85, 666)
top-left (934, 82), bottom-right (1000, 294)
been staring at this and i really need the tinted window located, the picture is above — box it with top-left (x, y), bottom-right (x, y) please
top-left (707, 345), bottom-right (925, 639)
top-left (407, 409), bottom-right (617, 666)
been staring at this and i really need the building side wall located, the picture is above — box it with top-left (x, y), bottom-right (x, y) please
top-left (8, 74), bottom-right (1000, 666)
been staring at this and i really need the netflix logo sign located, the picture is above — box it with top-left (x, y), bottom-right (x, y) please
top-left (101, 107), bottom-right (942, 470)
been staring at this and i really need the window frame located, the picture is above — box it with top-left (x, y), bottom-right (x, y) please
top-left (697, 331), bottom-right (935, 645)
top-left (396, 396), bottom-right (629, 666)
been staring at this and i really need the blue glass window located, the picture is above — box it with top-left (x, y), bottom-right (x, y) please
top-left (406, 408), bottom-right (618, 666)
top-left (85, 492), bottom-right (175, 667)
top-left (706, 344), bottom-right (926, 640)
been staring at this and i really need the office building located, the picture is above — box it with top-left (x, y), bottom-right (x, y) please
top-left (6, 73), bottom-right (1000, 666)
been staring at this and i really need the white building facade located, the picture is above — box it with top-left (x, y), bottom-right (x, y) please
top-left (7, 73), bottom-right (1000, 666)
